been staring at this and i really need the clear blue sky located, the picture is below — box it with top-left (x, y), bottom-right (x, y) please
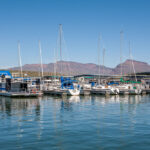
top-left (0, 0), bottom-right (150, 68)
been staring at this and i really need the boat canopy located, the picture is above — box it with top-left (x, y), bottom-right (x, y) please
top-left (120, 78), bottom-right (141, 84)
top-left (107, 81), bottom-right (119, 85)
top-left (61, 76), bottom-right (77, 89)
top-left (0, 70), bottom-right (12, 78)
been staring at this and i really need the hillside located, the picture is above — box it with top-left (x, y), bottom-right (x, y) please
top-left (9, 59), bottom-right (150, 75)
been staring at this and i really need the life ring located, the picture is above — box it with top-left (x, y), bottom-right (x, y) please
top-left (32, 88), bottom-right (37, 94)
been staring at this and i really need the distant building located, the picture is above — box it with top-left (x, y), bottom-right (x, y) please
top-left (11, 72), bottom-right (20, 78)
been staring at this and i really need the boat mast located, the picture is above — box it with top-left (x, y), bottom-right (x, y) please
top-left (120, 30), bottom-right (123, 76)
top-left (59, 24), bottom-right (62, 75)
top-left (39, 40), bottom-right (44, 77)
top-left (129, 41), bottom-right (132, 75)
top-left (129, 42), bottom-right (137, 82)
top-left (98, 36), bottom-right (101, 83)
top-left (54, 48), bottom-right (57, 83)
top-left (103, 48), bottom-right (106, 75)
top-left (18, 41), bottom-right (23, 78)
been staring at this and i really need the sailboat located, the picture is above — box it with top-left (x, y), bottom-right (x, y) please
top-left (60, 76), bottom-right (80, 96)
top-left (58, 24), bottom-right (80, 96)
top-left (117, 38), bottom-right (143, 95)
top-left (91, 37), bottom-right (119, 95)
top-left (43, 24), bottom-right (80, 96)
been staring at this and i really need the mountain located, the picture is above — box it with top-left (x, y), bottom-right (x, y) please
top-left (113, 59), bottom-right (150, 74)
top-left (10, 61), bottom-right (113, 75)
top-left (10, 59), bottom-right (150, 75)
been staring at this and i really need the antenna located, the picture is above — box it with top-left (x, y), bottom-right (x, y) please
top-left (120, 30), bottom-right (123, 76)
top-left (39, 40), bottom-right (44, 77)
top-left (18, 41), bottom-right (23, 78)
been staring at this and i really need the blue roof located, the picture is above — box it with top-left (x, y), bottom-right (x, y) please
top-left (0, 71), bottom-right (12, 78)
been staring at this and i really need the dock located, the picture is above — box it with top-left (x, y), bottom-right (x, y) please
top-left (43, 88), bottom-right (150, 97)
top-left (0, 92), bottom-right (41, 98)
top-left (80, 89), bottom-right (91, 95)
top-left (91, 89), bottom-right (111, 95)
top-left (143, 89), bottom-right (150, 94)
top-left (43, 89), bottom-right (68, 96)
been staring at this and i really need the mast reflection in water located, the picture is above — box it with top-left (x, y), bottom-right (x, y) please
top-left (0, 95), bottom-right (150, 150)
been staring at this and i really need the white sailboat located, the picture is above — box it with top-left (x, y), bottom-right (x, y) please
top-left (58, 24), bottom-right (80, 96)
top-left (43, 24), bottom-right (80, 96)
top-left (117, 39), bottom-right (143, 95)
top-left (91, 37), bottom-right (119, 95)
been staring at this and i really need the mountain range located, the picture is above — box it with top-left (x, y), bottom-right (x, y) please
top-left (10, 59), bottom-right (150, 75)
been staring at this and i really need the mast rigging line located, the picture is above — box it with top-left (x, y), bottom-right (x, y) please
top-left (129, 42), bottom-right (137, 82)
top-left (61, 29), bottom-right (72, 76)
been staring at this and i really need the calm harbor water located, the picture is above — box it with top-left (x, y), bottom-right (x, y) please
top-left (0, 95), bottom-right (150, 150)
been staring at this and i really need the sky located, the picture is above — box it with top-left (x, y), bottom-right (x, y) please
top-left (0, 0), bottom-right (150, 68)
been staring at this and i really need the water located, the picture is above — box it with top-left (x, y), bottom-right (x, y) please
top-left (0, 95), bottom-right (150, 150)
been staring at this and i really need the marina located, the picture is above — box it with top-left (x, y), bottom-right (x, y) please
top-left (1, 70), bottom-right (150, 97)
top-left (0, 0), bottom-right (150, 149)
top-left (0, 24), bottom-right (148, 98)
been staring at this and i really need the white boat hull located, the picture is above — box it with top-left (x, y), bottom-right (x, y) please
top-left (67, 89), bottom-right (80, 96)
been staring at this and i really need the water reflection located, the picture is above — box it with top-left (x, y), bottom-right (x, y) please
top-left (60, 96), bottom-right (80, 111)
top-left (90, 94), bottom-right (148, 105)
top-left (0, 97), bottom-right (41, 118)
top-left (0, 94), bottom-right (149, 130)
top-left (68, 96), bottom-right (80, 103)
top-left (0, 95), bottom-right (150, 115)
top-left (0, 95), bottom-right (150, 150)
